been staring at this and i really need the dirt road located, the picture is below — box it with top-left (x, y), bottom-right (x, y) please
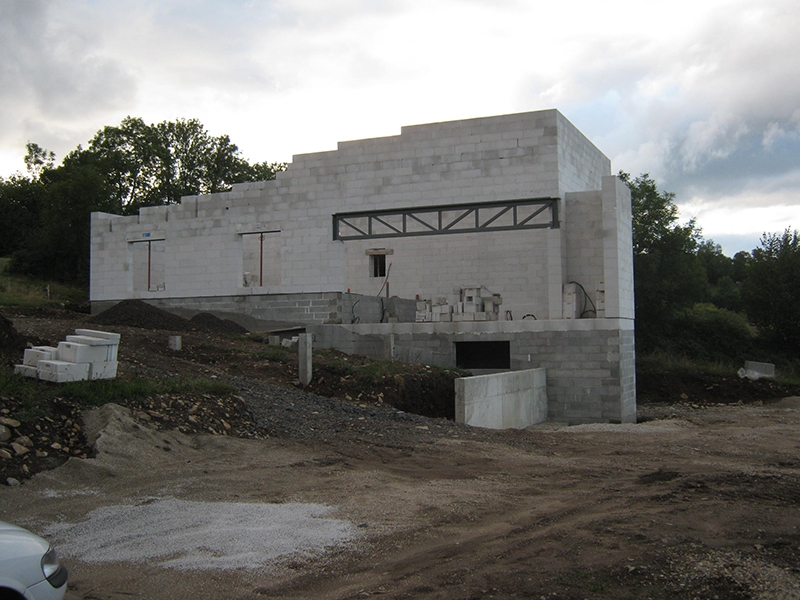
top-left (1, 398), bottom-right (798, 599)
top-left (2, 308), bottom-right (800, 599)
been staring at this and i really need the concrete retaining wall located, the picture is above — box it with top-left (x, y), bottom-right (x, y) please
top-left (455, 368), bottom-right (547, 429)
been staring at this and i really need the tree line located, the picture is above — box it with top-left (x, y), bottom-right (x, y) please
top-left (623, 171), bottom-right (800, 360)
top-left (1, 117), bottom-right (798, 359)
top-left (0, 117), bottom-right (285, 284)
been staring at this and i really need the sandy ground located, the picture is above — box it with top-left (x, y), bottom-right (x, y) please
top-left (2, 398), bottom-right (799, 599)
top-left (3, 308), bottom-right (800, 599)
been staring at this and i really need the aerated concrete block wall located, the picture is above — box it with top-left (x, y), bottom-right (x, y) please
top-left (91, 109), bottom-right (613, 322)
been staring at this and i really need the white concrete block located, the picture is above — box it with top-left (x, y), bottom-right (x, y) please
top-left (57, 341), bottom-right (108, 364)
top-left (89, 361), bottom-right (119, 380)
top-left (37, 360), bottom-right (90, 382)
top-left (14, 364), bottom-right (38, 378)
top-left (23, 346), bottom-right (58, 366)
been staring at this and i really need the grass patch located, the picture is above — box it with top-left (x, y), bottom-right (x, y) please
top-left (252, 346), bottom-right (294, 362)
top-left (0, 263), bottom-right (88, 308)
top-left (637, 351), bottom-right (800, 386)
top-left (636, 351), bottom-right (738, 377)
top-left (0, 368), bottom-right (234, 421)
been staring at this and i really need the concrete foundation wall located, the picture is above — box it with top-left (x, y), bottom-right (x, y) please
top-left (92, 294), bottom-right (417, 328)
top-left (455, 368), bottom-right (547, 429)
top-left (309, 319), bottom-right (636, 424)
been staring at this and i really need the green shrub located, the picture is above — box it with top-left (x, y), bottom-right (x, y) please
top-left (660, 303), bottom-right (754, 362)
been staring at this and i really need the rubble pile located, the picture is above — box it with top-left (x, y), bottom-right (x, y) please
top-left (416, 286), bottom-right (502, 322)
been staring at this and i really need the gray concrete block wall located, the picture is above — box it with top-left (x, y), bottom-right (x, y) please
top-left (563, 190), bottom-right (605, 308)
top-left (555, 111), bottom-right (612, 196)
top-left (310, 319), bottom-right (635, 424)
top-left (601, 175), bottom-right (635, 319)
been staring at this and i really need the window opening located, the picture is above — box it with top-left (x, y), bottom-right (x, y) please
top-left (131, 239), bottom-right (165, 292)
top-left (241, 230), bottom-right (280, 287)
top-left (455, 341), bottom-right (511, 369)
top-left (371, 254), bottom-right (387, 278)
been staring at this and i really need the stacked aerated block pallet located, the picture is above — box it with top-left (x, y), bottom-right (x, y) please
top-left (416, 286), bottom-right (503, 322)
top-left (14, 329), bottom-right (120, 383)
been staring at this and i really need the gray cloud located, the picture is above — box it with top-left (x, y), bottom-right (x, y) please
top-left (0, 2), bottom-right (135, 121)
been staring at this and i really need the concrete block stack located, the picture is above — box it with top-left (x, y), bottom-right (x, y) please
top-left (14, 329), bottom-right (120, 383)
top-left (415, 287), bottom-right (503, 322)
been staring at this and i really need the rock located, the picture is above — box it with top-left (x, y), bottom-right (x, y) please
top-left (50, 442), bottom-right (62, 450)
top-left (6, 477), bottom-right (20, 486)
top-left (10, 442), bottom-right (29, 456)
top-left (14, 435), bottom-right (34, 448)
top-left (0, 417), bottom-right (21, 428)
top-left (0, 425), bottom-right (10, 442)
top-left (0, 448), bottom-right (12, 459)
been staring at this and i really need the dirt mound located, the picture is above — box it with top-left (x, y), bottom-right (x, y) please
top-left (637, 370), bottom-right (800, 405)
top-left (189, 312), bottom-right (248, 335)
top-left (0, 314), bottom-right (27, 364)
top-left (90, 300), bottom-right (192, 331)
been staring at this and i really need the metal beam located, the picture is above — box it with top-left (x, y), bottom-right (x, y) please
top-left (333, 197), bottom-right (559, 241)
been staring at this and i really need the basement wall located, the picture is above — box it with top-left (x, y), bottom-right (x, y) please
top-left (308, 319), bottom-right (636, 424)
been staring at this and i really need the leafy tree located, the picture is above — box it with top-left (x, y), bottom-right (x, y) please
top-left (696, 240), bottom-right (733, 285)
top-left (23, 142), bottom-right (56, 181)
top-left (0, 174), bottom-right (46, 257)
top-left (247, 160), bottom-right (288, 182)
top-left (85, 116), bottom-right (284, 213)
top-left (3, 117), bottom-right (285, 284)
top-left (742, 228), bottom-right (800, 351)
top-left (619, 172), bottom-right (705, 351)
top-left (9, 156), bottom-right (114, 283)
top-left (732, 250), bottom-right (751, 283)
top-left (88, 116), bottom-right (172, 213)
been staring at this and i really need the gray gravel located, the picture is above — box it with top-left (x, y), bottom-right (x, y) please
top-left (230, 376), bottom-right (469, 444)
top-left (46, 497), bottom-right (360, 571)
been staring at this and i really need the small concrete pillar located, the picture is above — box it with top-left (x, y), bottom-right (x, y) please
top-left (169, 336), bottom-right (182, 351)
top-left (298, 333), bottom-right (312, 385)
top-left (268, 335), bottom-right (280, 346)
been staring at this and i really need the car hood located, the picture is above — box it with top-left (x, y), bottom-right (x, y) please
top-left (0, 520), bottom-right (53, 589)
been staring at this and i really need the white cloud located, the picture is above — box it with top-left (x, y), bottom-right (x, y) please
top-left (1, 0), bottom-right (799, 256)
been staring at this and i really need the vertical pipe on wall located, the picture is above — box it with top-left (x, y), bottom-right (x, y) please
top-left (259, 233), bottom-right (264, 287)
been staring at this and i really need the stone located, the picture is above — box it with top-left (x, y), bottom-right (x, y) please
top-left (0, 425), bottom-right (10, 442)
top-left (14, 435), bottom-right (34, 448)
top-left (6, 477), bottom-right (20, 486)
top-left (10, 442), bottom-right (29, 456)
top-left (0, 448), bottom-right (12, 460)
top-left (0, 417), bottom-right (20, 428)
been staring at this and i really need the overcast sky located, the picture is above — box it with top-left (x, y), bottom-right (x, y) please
top-left (2, 0), bottom-right (798, 256)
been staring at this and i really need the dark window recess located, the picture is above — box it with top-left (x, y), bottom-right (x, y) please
top-left (371, 254), bottom-right (386, 278)
top-left (455, 341), bottom-right (511, 369)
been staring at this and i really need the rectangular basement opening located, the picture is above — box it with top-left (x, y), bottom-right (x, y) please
top-left (455, 341), bottom-right (511, 370)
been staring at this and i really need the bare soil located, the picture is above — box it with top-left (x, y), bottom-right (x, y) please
top-left (2, 307), bottom-right (800, 600)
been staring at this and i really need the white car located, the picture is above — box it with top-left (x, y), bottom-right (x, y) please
top-left (0, 521), bottom-right (68, 600)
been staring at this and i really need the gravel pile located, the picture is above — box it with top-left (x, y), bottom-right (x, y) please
top-left (231, 377), bottom-right (470, 444)
top-left (90, 300), bottom-right (192, 331)
top-left (189, 313), bottom-right (248, 335)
